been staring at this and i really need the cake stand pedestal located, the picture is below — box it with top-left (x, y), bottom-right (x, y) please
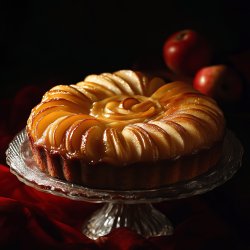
top-left (6, 130), bottom-right (243, 240)
top-left (82, 202), bottom-right (173, 239)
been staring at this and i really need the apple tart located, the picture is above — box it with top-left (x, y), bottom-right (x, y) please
top-left (26, 70), bottom-right (225, 190)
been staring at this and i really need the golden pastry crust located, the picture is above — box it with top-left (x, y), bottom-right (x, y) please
top-left (27, 70), bottom-right (225, 167)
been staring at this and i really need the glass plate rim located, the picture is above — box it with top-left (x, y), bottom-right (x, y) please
top-left (6, 129), bottom-right (244, 203)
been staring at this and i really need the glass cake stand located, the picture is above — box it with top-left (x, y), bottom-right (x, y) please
top-left (6, 129), bottom-right (243, 240)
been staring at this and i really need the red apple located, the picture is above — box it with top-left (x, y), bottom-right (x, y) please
top-left (163, 29), bottom-right (212, 76)
top-left (193, 65), bottom-right (243, 102)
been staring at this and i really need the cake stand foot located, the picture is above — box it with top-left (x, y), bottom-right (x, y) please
top-left (82, 202), bottom-right (173, 240)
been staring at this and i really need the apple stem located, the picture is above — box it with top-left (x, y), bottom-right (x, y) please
top-left (176, 30), bottom-right (188, 41)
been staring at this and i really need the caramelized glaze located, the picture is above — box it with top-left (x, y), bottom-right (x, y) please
top-left (27, 70), bottom-right (225, 166)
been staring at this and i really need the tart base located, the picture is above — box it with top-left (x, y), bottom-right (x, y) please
top-left (28, 131), bottom-right (223, 191)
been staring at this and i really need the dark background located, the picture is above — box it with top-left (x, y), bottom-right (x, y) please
top-left (1, 0), bottom-right (250, 98)
top-left (1, 1), bottom-right (250, 248)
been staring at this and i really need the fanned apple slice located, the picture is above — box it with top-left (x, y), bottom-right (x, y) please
top-left (131, 100), bottom-right (156, 112)
top-left (146, 77), bottom-right (166, 96)
top-left (33, 99), bottom-right (84, 114)
top-left (50, 85), bottom-right (90, 102)
top-left (80, 125), bottom-right (104, 162)
top-left (35, 110), bottom-right (73, 140)
top-left (102, 106), bottom-right (157, 121)
top-left (174, 108), bottom-right (219, 132)
top-left (66, 118), bottom-right (103, 154)
top-left (74, 84), bottom-right (100, 102)
top-left (114, 70), bottom-right (144, 95)
top-left (122, 126), bottom-right (142, 162)
top-left (103, 128), bottom-right (130, 164)
top-left (165, 104), bottom-right (222, 133)
top-left (102, 73), bottom-right (136, 95)
top-left (47, 116), bottom-right (69, 148)
top-left (150, 120), bottom-right (187, 157)
top-left (135, 71), bottom-right (149, 95)
top-left (76, 81), bottom-right (114, 101)
top-left (135, 123), bottom-right (172, 158)
top-left (122, 124), bottom-right (158, 162)
top-left (131, 125), bottom-right (159, 161)
top-left (50, 114), bottom-right (92, 148)
top-left (151, 81), bottom-right (195, 100)
top-left (30, 105), bottom-right (74, 131)
top-left (42, 90), bottom-right (89, 107)
top-left (121, 97), bottom-right (140, 110)
top-left (42, 85), bottom-right (90, 105)
top-left (170, 94), bottom-right (224, 118)
top-left (167, 114), bottom-right (207, 150)
top-left (104, 100), bottom-right (120, 114)
top-left (84, 74), bottom-right (122, 95)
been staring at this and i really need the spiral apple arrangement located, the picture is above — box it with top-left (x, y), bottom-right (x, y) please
top-left (162, 29), bottom-right (243, 103)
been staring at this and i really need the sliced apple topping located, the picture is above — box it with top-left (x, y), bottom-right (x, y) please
top-left (90, 95), bottom-right (163, 127)
top-left (27, 70), bottom-right (225, 165)
top-left (114, 70), bottom-right (144, 95)
top-left (122, 125), bottom-right (159, 162)
top-left (76, 82), bottom-right (114, 101)
top-left (65, 118), bottom-right (103, 155)
top-left (150, 121), bottom-right (186, 157)
top-left (50, 85), bottom-right (90, 102)
top-left (131, 100), bottom-right (155, 112)
top-left (145, 77), bottom-right (166, 96)
top-left (135, 123), bottom-right (172, 158)
top-left (151, 81), bottom-right (196, 101)
top-left (103, 128), bottom-right (130, 164)
top-left (170, 93), bottom-right (222, 115)
top-left (50, 114), bottom-right (91, 148)
top-left (166, 114), bottom-right (206, 151)
top-left (131, 125), bottom-right (159, 161)
top-left (121, 97), bottom-right (140, 110)
top-left (43, 90), bottom-right (88, 107)
top-left (102, 73), bottom-right (135, 96)
top-left (80, 125), bottom-right (104, 162)
top-left (29, 104), bottom-right (75, 133)
top-left (104, 101), bottom-right (121, 114)
top-left (175, 108), bottom-right (219, 132)
top-left (35, 110), bottom-right (73, 140)
top-left (84, 74), bottom-right (122, 95)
